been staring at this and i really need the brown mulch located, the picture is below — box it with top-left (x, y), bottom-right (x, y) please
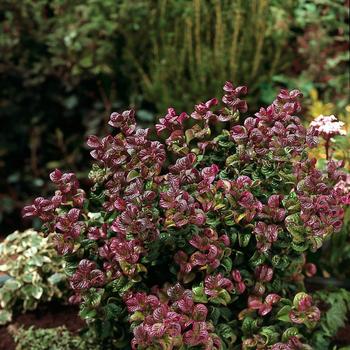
top-left (0, 302), bottom-right (85, 350)
top-left (335, 324), bottom-right (350, 346)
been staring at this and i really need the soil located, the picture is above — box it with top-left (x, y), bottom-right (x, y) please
top-left (334, 324), bottom-right (350, 346)
top-left (0, 302), bottom-right (85, 350)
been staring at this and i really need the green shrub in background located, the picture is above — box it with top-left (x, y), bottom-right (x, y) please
top-left (118, 0), bottom-right (296, 112)
top-left (295, 0), bottom-right (349, 107)
top-left (265, 0), bottom-right (350, 110)
top-left (0, 0), bottom-right (123, 233)
top-left (0, 229), bottom-right (66, 325)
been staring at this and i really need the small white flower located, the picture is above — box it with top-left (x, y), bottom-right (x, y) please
top-left (310, 114), bottom-right (346, 138)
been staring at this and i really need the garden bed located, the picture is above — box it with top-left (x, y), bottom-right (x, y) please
top-left (0, 302), bottom-right (84, 350)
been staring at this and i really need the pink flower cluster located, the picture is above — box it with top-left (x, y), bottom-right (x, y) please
top-left (310, 114), bottom-right (346, 139)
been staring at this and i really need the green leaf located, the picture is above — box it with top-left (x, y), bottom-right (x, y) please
top-left (130, 310), bottom-right (144, 322)
top-left (249, 251), bottom-right (266, 267)
top-left (109, 276), bottom-right (127, 292)
top-left (221, 258), bottom-right (233, 273)
top-left (29, 234), bottom-right (44, 248)
top-left (211, 290), bottom-right (231, 306)
top-left (22, 273), bottom-right (35, 283)
top-left (23, 297), bottom-right (38, 310)
top-left (285, 213), bottom-right (306, 243)
top-left (104, 303), bottom-right (123, 320)
top-left (242, 317), bottom-right (258, 334)
top-left (271, 255), bottom-right (289, 270)
top-left (120, 280), bottom-right (136, 294)
top-left (30, 285), bottom-right (44, 300)
top-left (80, 55), bottom-right (93, 68)
top-left (238, 233), bottom-right (250, 247)
top-left (281, 327), bottom-right (299, 342)
top-left (0, 309), bottom-right (12, 325)
top-left (291, 241), bottom-right (309, 252)
top-left (4, 279), bottom-right (21, 291)
top-left (64, 261), bottom-right (78, 276)
top-left (206, 217), bottom-right (220, 227)
top-left (88, 212), bottom-right (103, 222)
top-left (260, 326), bottom-right (279, 345)
top-left (79, 305), bottom-right (97, 320)
top-left (126, 170), bottom-right (140, 182)
top-left (83, 288), bottom-right (105, 310)
top-left (48, 273), bottom-right (65, 285)
top-left (276, 305), bottom-right (292, 322)
top-left (0, 290), bottom-right (12, 307)
top-left (183, 272), bottom-right (196, 284)
top-left (192, 284), bottom-right (208, 303)
top-left (29, 255), bottom-right (45, 267)
top-left (217, 323), bottom-right (237, 345)
top-left (209, 306), bottom-right (221, 325)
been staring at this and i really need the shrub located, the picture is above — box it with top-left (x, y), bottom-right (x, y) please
top-left (119, 0), bottom-right (296, 112)
top-left (9, 325), bottom-right (96, 350)
top-left (0, 229), bottom-right (66, 325)
top-left (293, 0), bottom-right (349, 110)
top-left (23, 83), bottom-right (347, 349)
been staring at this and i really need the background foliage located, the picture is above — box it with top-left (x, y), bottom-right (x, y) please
top-left (0, 0), bottom-right (349, 236)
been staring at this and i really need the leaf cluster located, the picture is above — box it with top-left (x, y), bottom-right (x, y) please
top-left (0, 229), bottom-right (67, 325)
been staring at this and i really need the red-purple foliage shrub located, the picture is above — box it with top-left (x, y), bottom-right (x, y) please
top-left (23, 83), bottom-right (347, 349)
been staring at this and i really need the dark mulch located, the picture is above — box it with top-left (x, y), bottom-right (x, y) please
top-left (335, 324), bottom-right (350, 346)
top-left (0, 302), bottom-right (85, 350)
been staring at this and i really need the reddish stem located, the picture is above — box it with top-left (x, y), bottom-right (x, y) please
top-left (325, 137), bottom-right (331, 160)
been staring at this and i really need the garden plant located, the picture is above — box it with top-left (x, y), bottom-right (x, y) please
top-left (23, 82), bottom-right (348, 349)
top-left (0, 229), bottom-right (66, 325)
top-left (8, 325), bottom-right (96, 350)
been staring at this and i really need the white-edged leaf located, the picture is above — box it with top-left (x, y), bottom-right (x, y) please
top-left (0, 309), bottom-right (12, 325)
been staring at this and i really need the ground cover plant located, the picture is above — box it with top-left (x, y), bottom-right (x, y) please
top-left (23, 82), bottom-right (348, 349)
top-left (0, 229), bottom-right (66, 325)
top-left (8, 325), bottom-right (96, 350)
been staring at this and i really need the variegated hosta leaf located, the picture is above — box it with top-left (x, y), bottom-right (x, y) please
top-left (0, 309), bottom-right (12, 325)
top-left (0, 229), bottom-right (66, 324)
